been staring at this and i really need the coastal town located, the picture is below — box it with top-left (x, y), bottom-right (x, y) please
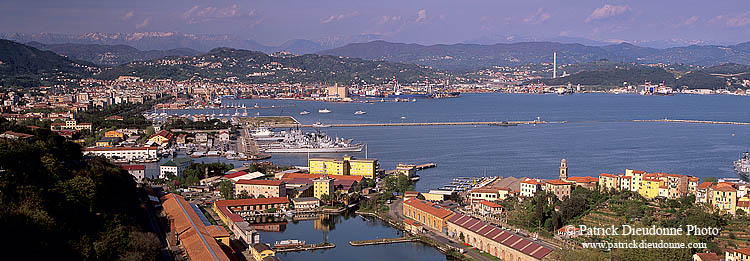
top-left (4, 1), bottom-right (750, 261)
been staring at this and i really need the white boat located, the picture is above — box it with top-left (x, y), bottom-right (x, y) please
top-left (400, 116), bottom-right (407, 119)
top-left (318, 108), bottom-right (331, 113)
top-left (312, 122), bottom-right (331, 128)
top-left (299, 111), bottom-right (310, 115)
top-left (354, 110), bottom-right (366, 115)
top-left (251, 128), bottom-right (273, 138)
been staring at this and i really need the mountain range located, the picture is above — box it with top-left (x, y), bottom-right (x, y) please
top-left (0, 32), bottom-right (385, 55)
top-left (25, 42), bottom-right (201, 66)
top-left (319, 41), bottom-right (750, 71)
top-left (0, 40), bottom-right (95, 87)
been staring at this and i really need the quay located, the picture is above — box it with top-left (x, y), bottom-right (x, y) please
top-left (415, 163), bottom-right (436, 170)
top-left (300, 120), bottom-right (553, 128)
top-left (633, 119), bottom-right (750, 125)
top-left (274, 243), bottom-right (336, 252)
top-left (349, 237), bottom-right (419, 246)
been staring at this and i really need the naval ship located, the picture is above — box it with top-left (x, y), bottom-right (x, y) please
top-left (258, 129), bottom-right (363, 153)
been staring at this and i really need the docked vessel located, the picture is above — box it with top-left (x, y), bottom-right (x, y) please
top-left (318, 108), bottom-right (331, 113)
top-left (260, 129), bottom-right (363, 153)
top-left (354, 110), bottom-right (366, 115)
top-left (311, 122), bottom-right (331, 128)
top-left (734, 152), bottom-right (750, 179)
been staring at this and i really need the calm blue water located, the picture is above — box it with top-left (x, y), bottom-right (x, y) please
top-left (258, 213), bottom-right (447, 261)
top-left (156, 93), bottom-right (750, 191)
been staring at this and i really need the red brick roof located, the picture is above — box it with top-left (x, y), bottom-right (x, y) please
top-left (697, 182), bottom-right (713, 189)
top-left (567, 176), bottom-right (599, 183)
top-left (224, 171), bottom-right (248, 179)
top-left (121, 165), bottom-right (145, 171)
top-left (478, 200), bottom-right (502, 208)
top-left (83, 146), bottom-right (157, 151)
top-left (403, 218), bottom-right (422, 226)
top-left (448, 213), bottom-right (552, 259)
top-left (546, 179), bottom-right (571, 186)
top-left (599, 173), bottom-right (618, 178)
top-left (236, 179), bottom-right (283, 186)
top-left (214, 197), bottom-right (289, 208)
top-left (403, 198), bottom-right (454, 219)
top-left (729, 248), bottom-right (750, 257)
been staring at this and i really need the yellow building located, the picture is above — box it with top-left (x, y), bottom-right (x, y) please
top-left (313, 175), bottom-right (334, 200)
top-left (308, 156), bottom-right (378, 179)
top-left (104, 130), bottom-right (124, 139)
top-left (598, 173), bottom-right (620, 192)
top-left (737, 197), bottom-right (749, 215)
top-left (626, 169), bottom-right (646, 192)
top-left (710, 183), bottom-right (738, 215)
top-left (422, 193), bottom-right (445, 201)
top-left (250, 243), bottom-right (275, 261)
top-left (639, 176), bottom-right (662, 199)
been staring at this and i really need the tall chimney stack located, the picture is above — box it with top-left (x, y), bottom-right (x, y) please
top-left (553, 52), bottom-right (557, 79)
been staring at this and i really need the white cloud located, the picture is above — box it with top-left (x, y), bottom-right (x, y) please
top-left (122, 11), bottom-right (134, 21)
top-left (182, 4), bottom-right (246, 24)
top-left (711, 12), bottom-right (750, 28)
top-left (321, 11), bottom-right (360, 24)
top-left (522, 8), bottom-right (551, 24)
top-left (585, 4), bottom-right (632, 23)
top-left (416, 9), bottom-right (427, 23)
top-left (135, 18), bottom-right (150, 29)
top-left (681, 16), bottom-right (699, 26)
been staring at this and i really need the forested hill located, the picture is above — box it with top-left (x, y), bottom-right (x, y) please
top-left (0, 118), bottom-right (161, 259)
top-left (0, 39), bottom-right (96, 87)
top-left (97, 47), bottom-right (450, 84)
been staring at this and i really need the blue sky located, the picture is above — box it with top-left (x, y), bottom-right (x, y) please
top-left (1, 0), bottom-right (748, 45)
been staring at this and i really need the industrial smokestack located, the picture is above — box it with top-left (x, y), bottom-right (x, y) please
top-left (553, 52), bottom-right (557, 79)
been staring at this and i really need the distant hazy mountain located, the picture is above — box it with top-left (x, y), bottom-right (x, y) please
top-left (25, 42), bottom-right (201, 66)
top-left (464, 35), bottom-right (610, 46)
top-left (318, 40), bottom-right (750, 71)
top-left (0, 32), bottom-right (387, 55)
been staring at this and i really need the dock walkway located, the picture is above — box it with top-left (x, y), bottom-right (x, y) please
top-left (274, 243), bottom-right (335, 252)
top-left (349, 237), bottom-right (418, 246)
top-left (300, 121), bottom-right (550, 128)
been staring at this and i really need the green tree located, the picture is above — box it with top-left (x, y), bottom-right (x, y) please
top-left (218, 180), bottom-right (234, 199)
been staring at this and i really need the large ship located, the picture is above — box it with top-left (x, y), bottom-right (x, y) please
top-left (734, 152), bottom-right (750, 180)
top-left (259, 129), bottom-right (363, 153)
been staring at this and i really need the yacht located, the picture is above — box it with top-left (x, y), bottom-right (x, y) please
top-left (318, 108), bottom-right (331, 113)
top-left (400, 116), bottom-right (407, 120)
top-left (354, 110), bottom-right (367, 115)
top-left (299, 111), bottom-right (310, 115)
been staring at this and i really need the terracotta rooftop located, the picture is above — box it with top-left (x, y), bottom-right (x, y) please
top-left (121, 165), bottom-right (145, 171)
top-left (236, 179), bottom-right (284, 186)
top-left (546, 179), bottom-right (571, 186)
top-left (729, 248), bottom-right (750, 256)
top-left (599, 173), bottom-right (618, 178)
top-left (448, 213), bottom-right (553, 259)
top-left (478, 200), bottom-right (502, 208)
top-left (697, 182), bottom-right (713, 189)
top-left (403, 198), bottom-right (454, 219)
top-left (161, 194), bottom-right (230, 261)
top-left (567, 176), bottom-right (599, 183)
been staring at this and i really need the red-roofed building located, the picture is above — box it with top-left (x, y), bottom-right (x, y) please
top-left (235, 179), bottom-right (286, 198)
top-left (447, 213), bottom-right (553, 260)
top-left (403, 218), bottom-right (424, 234)
top-left (566, 176), bottom-right (598, 190)
top-left (598, 173), bottom-right (620, 192)
top-left (545, 179), bottom-right (572, 201)
top-left (403, 198), bottom-right (454, 232)
top-left (121, 164), bottom-right (145, 182)
top-left (148, 130), bottom-right (173, 146)
top-left (473, 200), bottom-right (503, 216)
top-left (726, 248), bottom-right (750, 261)
top-left (161, 194), bottom-right (231, 261)
top-left (520, 178), bottom-right (542, 198)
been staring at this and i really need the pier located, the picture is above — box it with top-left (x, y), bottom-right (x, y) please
top-left (274, 243), bottom-right (336, 252)
top-left (415, 163), bottom-right (436, 170)
top-left (300, 120), bottom-right (552, 128)
top-left (633, 119), bottom-right (750, 125)
top-left (349, 237), bottom-right (419, 246)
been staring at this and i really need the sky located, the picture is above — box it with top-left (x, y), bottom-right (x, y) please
top-left (0, 0), bottom-right (748, 45)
